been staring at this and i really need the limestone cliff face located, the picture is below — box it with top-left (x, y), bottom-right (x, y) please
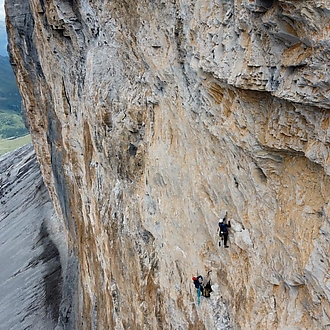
top-left (5, 0), bottom-right (330, 329)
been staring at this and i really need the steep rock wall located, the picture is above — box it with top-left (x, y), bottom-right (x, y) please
top-left (5, 0), bottom-right (330, 329)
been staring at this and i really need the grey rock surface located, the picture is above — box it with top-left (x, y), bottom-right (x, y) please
top-left (0, 144), bottom-right (71, 329)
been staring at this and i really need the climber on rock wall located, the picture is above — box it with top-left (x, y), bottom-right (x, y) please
top-left (218, 211), bottom-right (231, 248)
top-left (192, 271), bottom-right (213, 299)
top-left (202, 270), bottom-right (213, 298)
top-left (192, 275), bottom-right (203, 305)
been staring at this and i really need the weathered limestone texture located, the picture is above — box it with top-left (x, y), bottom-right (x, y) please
top-left (5, 0), bottom-right (330, 329)
top-left (0, 144), bottom-right (75, 329)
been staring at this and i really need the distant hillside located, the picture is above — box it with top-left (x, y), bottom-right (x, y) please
top-left (0, 21), bottom-right (7, 56)
top-left (0, 55), bottom-right (21, 111)
top-left (0, 54), bottom-right (27, 139)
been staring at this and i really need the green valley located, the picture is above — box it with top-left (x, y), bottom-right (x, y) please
top-left (0, 48), bottom-right (29, 155)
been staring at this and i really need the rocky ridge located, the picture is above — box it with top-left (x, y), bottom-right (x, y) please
top-left (0, 144), bottom-right (72, 329)
top-left (5, 0), bottom-right (330, 329)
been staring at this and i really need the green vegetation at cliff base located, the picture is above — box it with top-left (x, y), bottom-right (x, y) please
top-left (0, 134), bottom-right (31, 156)
top-left (0, 53), bottom-right (30, 155)
top-left (0, 110), bottom-right (28, 139)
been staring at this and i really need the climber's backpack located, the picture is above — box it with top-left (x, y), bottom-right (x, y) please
top-left (219, 222), bottom-right (227, 235)
top-left (203, 281), bottom-right (213, 298)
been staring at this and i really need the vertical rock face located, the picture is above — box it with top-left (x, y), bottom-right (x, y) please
top-left (5, 0), bottom-right (330, 329)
